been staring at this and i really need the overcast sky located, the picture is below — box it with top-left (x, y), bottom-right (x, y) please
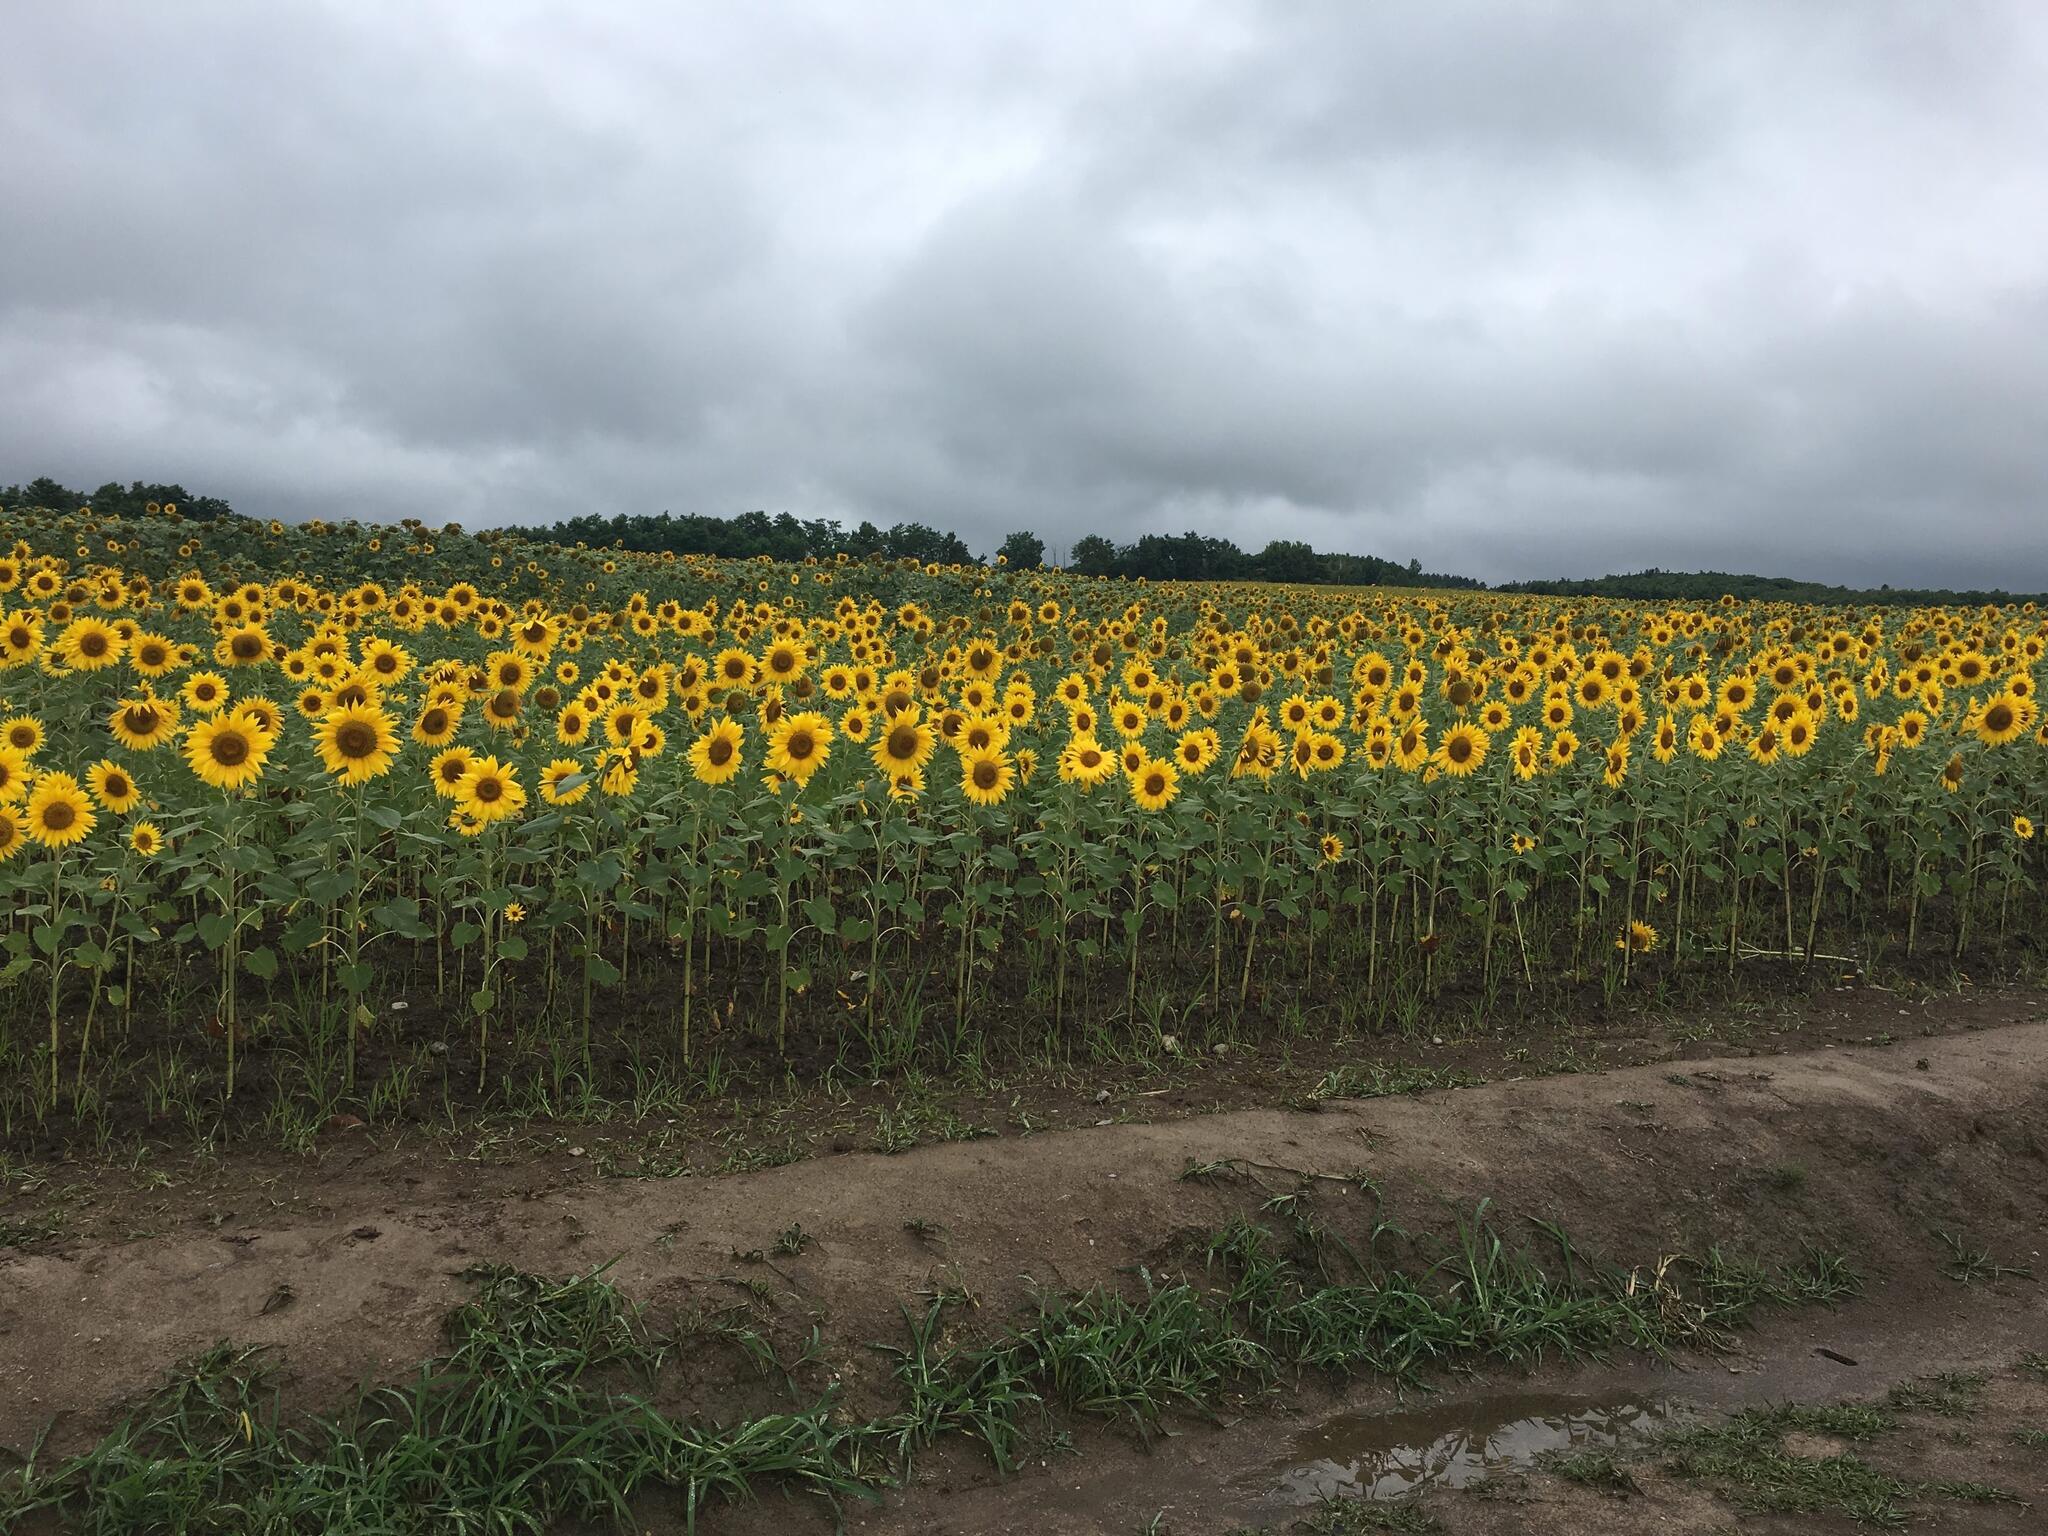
top-left (5, 3), bottom-right (2047, 588)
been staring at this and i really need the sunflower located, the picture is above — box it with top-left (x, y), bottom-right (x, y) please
top-left (1781, 708), bottom-right (1817, 757)
top-left (1059, 733), bottom-right (1118, 787)
top-left (960, 746), bottom-right (1014, 807)
top-left (1687, 715), bottom-right (1724, 761)
top-left (1651, 714), bottom-right (1679, 764)
top-left (2015, 815), bottom-right (2035, 841)
top-left (1547, 728), bottom-right (1579, 770)
top-left (1973, 690), bottom-right (2030, 746)
top-left (217, 623), bottom-right (271, 667)
top-left (233, 696), bottom-right (286, 740)
top-left (555, 702), bottom-right (593, 746)
top-left (1393, 720), bottom-right (1431, 773)
top-left (184, 716), bottom-right (271, 790)
top-left (1435, 722), bottom-right (1488, 777)
top-left (413, 701), bottom-right (462, 746)
top-left (539, 757), bottom-right (591, 805)
top-left (689, 717), bottom-right (746, 785)
top-left (128, 630), bottom-right (179, 677)
top-left (713, 647), bottom-right (756, 688)
top-left (455, 756), bottom-right (527, 824)
top-left (1616, 920), bottom-right (1660, 955)
top-left (56, 616), bottom-right (123, 670)
top-left (1509, 724), bottom-right (1544, 780)
top-left (316, 703), bottom-right (399, 784)
top-left (1939, 752), bottom-right (1965, 794)
top-left (181, 671), bottom-right (230, 714)
top-left (1320, 833), bottom-right (1346, 865)
top-left (129, 820), bottom-right (165, 857)
top-left (3, 715), bottom-right (44, 755)
top-left (765, 712), bottom-right (831, 786)
top-left (1128, 756), bottom-right (1180, 812)
top-left (87, 759), bottom-right (142, 814)
top-left (477, 688), bottom-right (522, 732)
top-left (600, 748), bottom-right (640, 797)
top-left (0, 745), bottom-right (28, 803)
top-left (430, 745), bottom-right (477, 799)
top-left (871, 716), bottom-right (935, 777)
top-left (1174, 727), bottom-right (1221, 773)
top-left (0, 806), bottom-right (22, 862)
top-left (26, 772), bottom-right (94, 847)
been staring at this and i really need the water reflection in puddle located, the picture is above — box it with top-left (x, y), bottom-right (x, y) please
top-left (1260, 1392), bottom-right (1685, 1505)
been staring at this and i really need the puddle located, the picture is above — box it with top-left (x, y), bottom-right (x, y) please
top-left (1255, 1391), bottom-right (1688, 1505)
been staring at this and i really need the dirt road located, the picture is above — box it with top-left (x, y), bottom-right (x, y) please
top-left (5, 1015), bottom-right (2046, 1531)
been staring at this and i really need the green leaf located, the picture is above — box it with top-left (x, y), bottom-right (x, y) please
top-left (195, 912), bottom-right (233, 950)
top-left (497, 934), bottom-right (529, 961)
top-left (804, 895), bottom-right (837, 935)
top-left (241, 946), bottom-right (279, 980)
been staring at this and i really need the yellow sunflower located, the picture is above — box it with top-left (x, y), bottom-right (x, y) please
top-left (316, 703), bottom-right (399, 785)
top-left (539, 757), bottom-right (591, 806)
top-left (87, 759), bottom-right (142, 814)
top-left (26, 772), bottom-right (94, 847)
top-left (1128, 756), bottom-right (1180, 812)
top-left (183, 716), bottom-right (271, 790)
top-left (689, 717), bottom-right (746, 785)
top-left (455, 755), bottom-right (526, 824)
top-left (765, 711), bottom-right (831, 786)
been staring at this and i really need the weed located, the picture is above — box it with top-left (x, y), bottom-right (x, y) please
top-left (1761, 1162), bottom-right (1807, 1195)
top-left (1542, 1448), bottom-right (1639, 1494)
top-left (1291, 1498), bottom-right (1441, 1533)
top-left (1663, 1395), bottom-right (2017, 1527)
top-left (1885, 1372), bottom-right (1986, 1419)
top-left (0, 1265), bottom-right (881, 1534)
top-left (1934, 1230), bottom-right (2034, 1285)
top-left (1308, 1064), bottom-right (1483, 1103)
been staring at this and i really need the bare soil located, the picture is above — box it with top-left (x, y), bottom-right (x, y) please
top-left (4, 983), bottom-right (2046, 1533)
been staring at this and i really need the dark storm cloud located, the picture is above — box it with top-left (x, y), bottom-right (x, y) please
top-left (4, 1), bottom-right (2046, 588)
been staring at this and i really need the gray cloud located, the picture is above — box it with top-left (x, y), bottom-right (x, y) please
top-left (4, 1), bottom-right (2046, 589)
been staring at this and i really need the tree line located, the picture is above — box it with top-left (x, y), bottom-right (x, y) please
top-left (2, 476), bottom-right (238, 522)
top-left (1496, 567), bottom-right (2047, 608)
top-left (8, 474), bottom-right (2035, 605)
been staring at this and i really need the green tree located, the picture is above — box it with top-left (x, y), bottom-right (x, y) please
top-left (996, 530), bottom-right (1045, 569)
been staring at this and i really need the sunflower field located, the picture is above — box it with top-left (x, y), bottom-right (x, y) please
top-left (0, 502), bottom-right (2041, 1140)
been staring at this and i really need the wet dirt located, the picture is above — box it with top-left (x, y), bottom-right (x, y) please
top-left (1248, 1391), bottom-right (1687, 1507)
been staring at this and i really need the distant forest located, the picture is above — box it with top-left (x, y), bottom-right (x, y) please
top-left (1497, 568), bottom-right (2047, 608)
top-left (5, 476), bottom-right (2043, 604)
top-left (533, 512), bottom-right (1476, 589)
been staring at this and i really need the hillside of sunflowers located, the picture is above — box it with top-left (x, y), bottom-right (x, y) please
top-left (0, 499), bottom-right (2040, 1146)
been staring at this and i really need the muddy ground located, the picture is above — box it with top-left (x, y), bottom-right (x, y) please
top-left (3, 982), bottom-right (2046, 1532)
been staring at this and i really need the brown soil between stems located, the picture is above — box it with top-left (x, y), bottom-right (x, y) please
top-left (2, 989), bottom-right (2045, 1533)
